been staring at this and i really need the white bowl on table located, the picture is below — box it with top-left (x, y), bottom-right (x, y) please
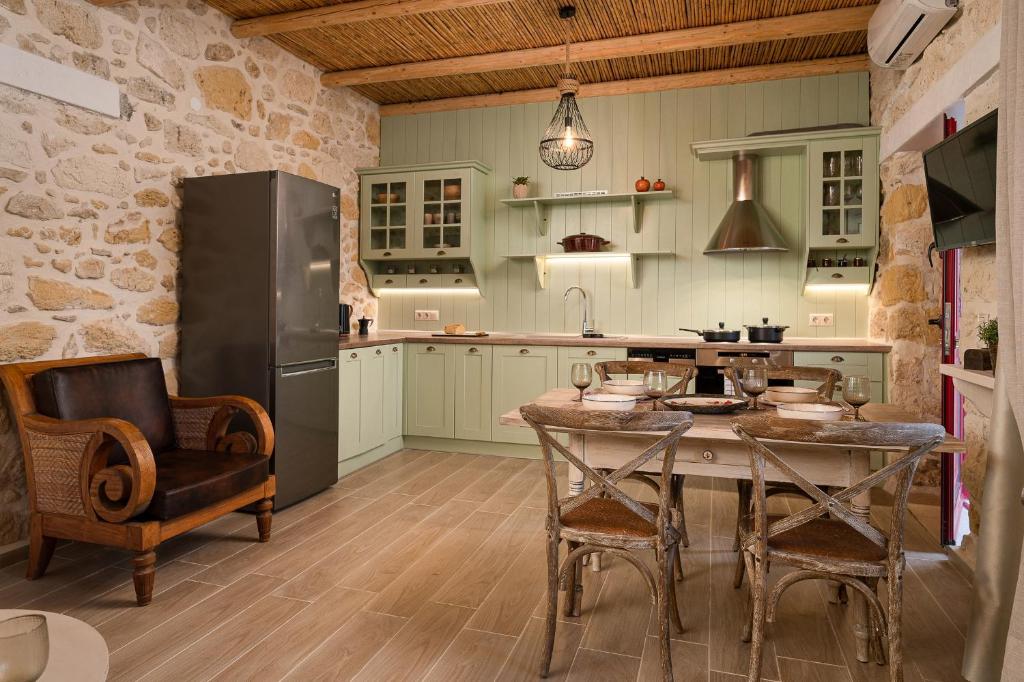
top-left (776, 403), bottom-right (845, 421)
top-left (601, 380), bottom-right (647, 396)
top-left (582, 394), bottom-right (637, 411)
top-left (763, 386), bottom-right (819, 404)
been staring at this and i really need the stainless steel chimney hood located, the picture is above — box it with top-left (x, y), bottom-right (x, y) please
top-left (703, 152), bottom-right (789, 254)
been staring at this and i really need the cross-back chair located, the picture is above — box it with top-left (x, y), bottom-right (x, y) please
top-left (731, 414), bottom-right (947, 682)
top-left (594, 361), bottom-right (697, 550)
top-left (520, 404), bottom-right (694, 682)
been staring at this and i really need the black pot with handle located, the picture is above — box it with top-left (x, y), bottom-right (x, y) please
top-left (745, 317), bottom-right (789, 343)
top-left (679, 322), bottom-right (741, 342)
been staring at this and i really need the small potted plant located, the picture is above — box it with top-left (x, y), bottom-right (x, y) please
top-left (512, 176), bottom-right (529, 199)
top-left (978, 318), bottom-right (998, 369)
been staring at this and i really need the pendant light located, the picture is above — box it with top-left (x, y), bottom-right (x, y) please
top-left (539, 5), bottom-right (593, 171)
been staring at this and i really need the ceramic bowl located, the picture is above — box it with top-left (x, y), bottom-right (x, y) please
top-left (582, 394), bottom-right (637, 411)
top-left (776, 403), bottom-right (844, 421)
top-left (601, 380), bottom-right (647, 396)
top-left (763, 386), bottom-right (819, 404)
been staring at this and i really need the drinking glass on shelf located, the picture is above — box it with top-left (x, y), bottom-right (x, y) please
top-left (570, 363), bottom-right (592, 402)
top-left (843, 375), bottom-right (872, 420)
top-left (741, 367), bottom-right (768, 410)
top-left (643, 370), bottom-right (668, 401)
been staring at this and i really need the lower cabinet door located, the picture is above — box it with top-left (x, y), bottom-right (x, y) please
top-left (360, 348), bottom-right (386, 451)
top-left (491, 346), bottom-right (558, 444)
top-left (339, 350), bottom-right (364, 462)
top-left (405, 343), bottom-right (455, 438)
top-left (556, 346), bottom-right (627, 388)
top-left (454, 345), bottom-right (492, 441)
top-left (383, 344), bottom-right (404, 441)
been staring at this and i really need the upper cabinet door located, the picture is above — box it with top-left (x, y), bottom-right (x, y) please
top-left (413, 169), bottom-right (471, 259)
top-left (808, 137), bottom-right (878, 250)
top-left (361, 172), bottom-right (413, 260)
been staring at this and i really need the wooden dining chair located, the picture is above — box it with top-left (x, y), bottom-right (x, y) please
top-left (594, 361), bottom-right (696, 551)
top-left (723, 365), bottom-right (843, 558)
top-left (520, 404), bottom-right (694, 682)
top-left (731, 414), bottom-right (947, 682)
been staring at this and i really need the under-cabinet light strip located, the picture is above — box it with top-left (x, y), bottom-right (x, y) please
top-left (376, 288), bottom-right (481, 295)
top-left (804, 284), bottom-right (871, 294)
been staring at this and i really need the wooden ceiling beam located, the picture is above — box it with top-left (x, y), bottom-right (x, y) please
top-left (87, 0), bottom-right (132, 5)
top-left (322, 5), bottom-right (875, 88)
top-left (231, 0), bottom-right (513, 39)
top-left (378, 55), bottom-right (870, 117)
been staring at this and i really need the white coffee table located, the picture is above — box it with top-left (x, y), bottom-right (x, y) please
top-left (0, 610), bottom-right (108, 681)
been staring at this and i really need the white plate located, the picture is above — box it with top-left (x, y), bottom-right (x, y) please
top-left (582, 394), bottom-right (637, 411)
top-left (602, 380), bottom-right (647, 396)
top-left (776, 403), bottom-right (845, 421)
top-left (763, 386), bottom-right (819, 404)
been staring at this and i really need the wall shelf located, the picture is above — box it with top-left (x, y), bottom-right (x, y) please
top-left (691, 127), bottom-right (881, 160)
top-left (940, 364), bottom-right (995, 417)
top-left (500, 191), bottom-right (673, 235)
top-left (505, 251), bottom-right (673, 289)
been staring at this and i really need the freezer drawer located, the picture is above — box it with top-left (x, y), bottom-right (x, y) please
top-left (271, 358), bottom-right (339, 507)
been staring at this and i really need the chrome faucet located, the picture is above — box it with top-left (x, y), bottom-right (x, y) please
top-left (563, 286), bottom-right (595, 336)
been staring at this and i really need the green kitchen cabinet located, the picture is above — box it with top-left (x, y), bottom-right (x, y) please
top-left (405, 342), bottom-right (456, 438)
top-left (454, 344), bottom-right (493, 441)
top-left (793, 351), bottom-right (886, 403)
top-left (556, 346), bottom-right (628, 388)
top-left (808, 136), bottom-right (879, 250)
top-left (383, 343), bottom-right (404, 442)
top-left (338, 347), bottom-right (385, 462)
top-left (491, 345), bottom-right (558, 444)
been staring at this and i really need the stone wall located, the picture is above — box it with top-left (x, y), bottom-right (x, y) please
top-left (0, 0), bottom-right (379, 546)
top-left (869, 0), bottom-right (999, 545)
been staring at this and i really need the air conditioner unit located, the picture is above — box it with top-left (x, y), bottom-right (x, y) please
top-left (868, 0), bottom-right (958, 69)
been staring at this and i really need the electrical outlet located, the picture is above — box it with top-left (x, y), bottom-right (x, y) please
top-left (414, 310), bottom-right (439, 321)
top-left (809, 313), bottom-right (834, 327)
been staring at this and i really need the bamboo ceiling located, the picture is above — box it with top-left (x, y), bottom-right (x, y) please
top-left (203, 0), bottom-right (876, 108)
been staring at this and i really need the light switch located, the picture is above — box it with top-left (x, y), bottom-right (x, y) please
top-left (415, 310), bottom-right (440, 321)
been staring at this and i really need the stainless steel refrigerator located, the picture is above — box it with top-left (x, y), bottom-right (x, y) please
top-left (180, 171), bottom-right (340, 508)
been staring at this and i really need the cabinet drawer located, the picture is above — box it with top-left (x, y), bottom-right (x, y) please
top-left (442, 274), bottom-right (476, 288)
top-left (805, 267), bottom-right (870, 287)
top-left (794, 351), bottom-right (871, 372)
top-left (372, 274), bottom-right (407, 289)
top-left (410, 274), bottom-right (442, 288)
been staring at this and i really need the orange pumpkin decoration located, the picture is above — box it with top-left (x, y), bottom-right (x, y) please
top-left (635, 176), bottom-right (650, 192)
top-left (653, 178), bottom-right (666, 191)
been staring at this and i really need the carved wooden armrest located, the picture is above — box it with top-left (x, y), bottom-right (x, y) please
top-left (21, 414), bottom-right (157, 523)
top-left (169, 395), bottom-right (274, 456)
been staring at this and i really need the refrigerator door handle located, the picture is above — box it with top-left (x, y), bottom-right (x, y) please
top-left (278, 358), bottom-right (337, 376)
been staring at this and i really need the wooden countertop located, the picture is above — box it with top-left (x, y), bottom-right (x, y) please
top-left (339, 331), bottom-right (892, 353)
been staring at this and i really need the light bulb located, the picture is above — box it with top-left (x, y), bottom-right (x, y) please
top-left (561, 125), bottom-right (574, 149)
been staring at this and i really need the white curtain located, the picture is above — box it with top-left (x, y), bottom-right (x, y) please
top-left (964, 1), bottom-right (1024, 679)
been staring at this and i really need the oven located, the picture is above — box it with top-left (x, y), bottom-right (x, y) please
top-left (694, 348), bottom-right (794, 394)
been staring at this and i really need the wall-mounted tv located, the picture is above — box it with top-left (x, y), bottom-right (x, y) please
top-left (923, 109), bottom-right (997, 252)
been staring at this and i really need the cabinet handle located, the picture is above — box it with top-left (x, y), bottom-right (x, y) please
top-left (419, 278), bottom-right (428, 284)
top-left (469, 347), bottom-right (478, 353)
top-left (376, 348), bottom-right (382, 355)
top-left (836, 237), bottom-right (849, 244)
top-left (702, 449), bottom-right (714, 462)
top-left (392, 346), bottom-right (399, 352)
top-left (350, 352), bottom-right (357, 359)
top-left (385, 279), bottom-right (394, 285)
top-left (586, 350), bottom-right (597, 357)
top-left (383, 251), bottom-right (392, 257)
top-left (831, 355), bottom-right (845, 363)
top-left (426, 346), bottom-right (436, 352)
top-left (454, 278), bottom-right (463, 284)
top-left (519, 348), bottom-right (530, 355)
top-left (831, 272), bottom-right (844, 279)
top-left (437, 250), bottom-right (446, 256)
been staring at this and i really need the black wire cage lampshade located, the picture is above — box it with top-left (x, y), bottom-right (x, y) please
top-left (539, 77), bottom-right (594, 170)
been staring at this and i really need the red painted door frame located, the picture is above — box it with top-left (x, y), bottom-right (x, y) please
top-left (939, 248), bottom-right (965, 546)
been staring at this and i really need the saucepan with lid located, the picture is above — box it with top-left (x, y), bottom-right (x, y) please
top-left (745, 317), bottom-right (789, 343)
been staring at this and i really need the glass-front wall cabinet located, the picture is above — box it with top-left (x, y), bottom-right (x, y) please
top-left (359, 162), bottom-right (486, 261)
top-left (808, 137), bottom-right (878, 249)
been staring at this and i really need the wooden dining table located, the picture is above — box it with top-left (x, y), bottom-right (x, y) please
top-left (499, 388), bottom-right (966, 664)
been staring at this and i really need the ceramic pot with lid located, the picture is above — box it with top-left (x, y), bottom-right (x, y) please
top-left (679, 322), bottom-right (741, 342)
top-left (745, 317), bottom-right (789, 343)
top-left (557, 233), bottom-right (611, 252)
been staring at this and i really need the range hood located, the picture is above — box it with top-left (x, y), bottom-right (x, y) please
top-left (703, 152), bottom-right (789, 254)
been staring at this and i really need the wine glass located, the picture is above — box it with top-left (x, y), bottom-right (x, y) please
top-left (570, 363), bottom-right (592, 402)
top-left (741, 367), bottom-right (768, 410)
top-left (643, 370), bottom-right (668, 401)
top-left (843, 375), bottom-right (872, 420)
top-left (0, 614), bottom-right (49, 682)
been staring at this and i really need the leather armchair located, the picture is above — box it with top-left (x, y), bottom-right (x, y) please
top-left (0, 353), bottom-right (276, 606)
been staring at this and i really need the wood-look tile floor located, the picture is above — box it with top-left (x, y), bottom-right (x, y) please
top-left (0, 450), bottom-right (971, 681)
